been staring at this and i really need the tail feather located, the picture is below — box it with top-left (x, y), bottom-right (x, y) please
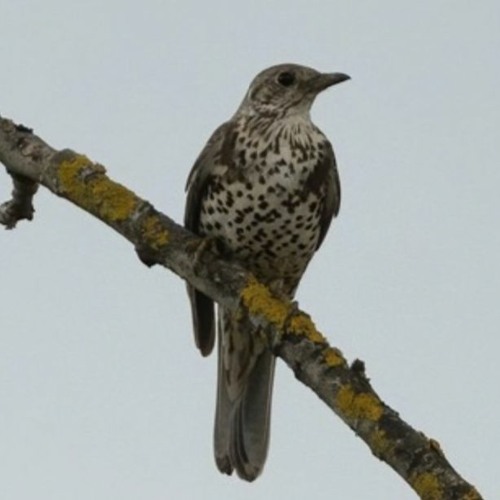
top-left (214, 309), bottom-right (275, 481)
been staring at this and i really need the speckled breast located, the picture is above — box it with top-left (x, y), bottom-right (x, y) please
top-left (199, 121), bottom-right (328, 289)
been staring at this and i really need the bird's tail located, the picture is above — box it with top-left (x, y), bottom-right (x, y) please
top-left (214, 307), bottom-right (276, 481)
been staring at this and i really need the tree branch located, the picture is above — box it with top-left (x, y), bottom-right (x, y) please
top-left (0, 114), bottom-right (482, 500)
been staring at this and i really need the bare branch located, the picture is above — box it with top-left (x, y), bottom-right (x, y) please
top-left (0, 114), bottom-right (482, 500)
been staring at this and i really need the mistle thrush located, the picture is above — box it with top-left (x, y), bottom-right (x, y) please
top-left (185, 63), bottom-right (349, 481)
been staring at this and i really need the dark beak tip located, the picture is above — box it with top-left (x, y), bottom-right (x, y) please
top-left (314, 72), bottom-right (350, 92)
top-left (329, 72), bottom-right (351, 85)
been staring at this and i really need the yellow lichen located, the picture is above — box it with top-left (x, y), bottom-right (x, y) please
top-left (240, 278), bottom-right (338, 349)
top-left (335, 385), bottom-right (384, 421)
top-left (240, 278), bottom-right (290, 327)
top-left (288, 313), bottom-right (324, 343)
top-left (57, 153), bottom-right (137, 222)
top-left (370, 428), bottom-right (390, 456)
top-left (411, 472), bottom-right (442, 500)
top-left (57, 154), bottom-right (92, 193)
top-left (461, 489), bottom-right (482, 500)
top-left (141, 215), bottom-right (169, 249)
top-left (322, 347), bottom-right (346, 367)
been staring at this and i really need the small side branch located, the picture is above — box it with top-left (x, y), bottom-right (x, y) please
top-left (0, 172), bottom-right (38, 228)
top-left (0, 123), bottom-right (40, 228)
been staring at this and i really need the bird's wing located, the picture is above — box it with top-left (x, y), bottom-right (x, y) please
top-left (303, 140), bottom-right (341, 251)
top-left (185, 123), bottom-right (229, 228)
top-left (184, 121), bottom-right (235, 356)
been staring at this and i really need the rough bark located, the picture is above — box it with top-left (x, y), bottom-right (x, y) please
top-left (0, 114), bottom-right (482, 500)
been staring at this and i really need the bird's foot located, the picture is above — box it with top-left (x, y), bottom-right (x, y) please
top-left (188, 236), bottom-right (227, 274)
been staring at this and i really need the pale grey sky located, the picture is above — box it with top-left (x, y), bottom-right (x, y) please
top-left (1, 1), bottom-right (499, 499)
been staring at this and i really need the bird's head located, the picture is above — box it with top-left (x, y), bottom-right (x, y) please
top-left (237, 63), bottom-right (350, 119)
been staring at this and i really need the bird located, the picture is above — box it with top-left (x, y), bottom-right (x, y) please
top-left (184, 63), bottom-right (349, 481)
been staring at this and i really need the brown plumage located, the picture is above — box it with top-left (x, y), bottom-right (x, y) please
top-left (185, 63), bottom-right (349, 480)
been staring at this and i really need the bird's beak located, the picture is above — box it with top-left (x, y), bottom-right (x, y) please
top-left (312, 72), bottom-right (351, 92)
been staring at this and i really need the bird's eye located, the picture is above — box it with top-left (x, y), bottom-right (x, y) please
top-left (277, 71), bottom-right (296, 87)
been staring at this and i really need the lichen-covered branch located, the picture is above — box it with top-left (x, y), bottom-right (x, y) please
top-left (0, 114), bottom-right (482, 500)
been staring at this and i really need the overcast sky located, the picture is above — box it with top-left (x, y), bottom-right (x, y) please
top-left (1, 1), bottom-right (499, 499)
